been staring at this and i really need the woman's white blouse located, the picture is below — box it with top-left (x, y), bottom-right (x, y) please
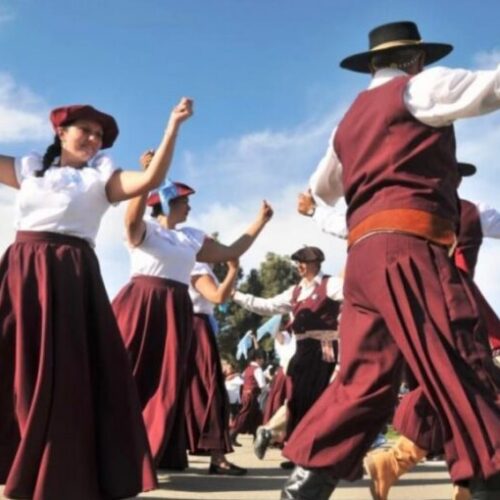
top-left (189, 262), bottom-right (217, 315)
top-left (129, 218), bottom-right (205, 285)
top-left (14, 153), bottom-right (117, 246)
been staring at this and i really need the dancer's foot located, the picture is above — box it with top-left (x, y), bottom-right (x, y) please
top-left (208, 461), bottom-right (247, 476)
top-left (254, 426), bottom-right (273, 459)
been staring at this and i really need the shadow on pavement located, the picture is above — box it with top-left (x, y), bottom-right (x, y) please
top-left (158, 474), bottom-right (286, 493)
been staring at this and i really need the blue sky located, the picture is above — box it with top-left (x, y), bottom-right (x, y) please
top-left (0, 0), bottom-right (499, 311)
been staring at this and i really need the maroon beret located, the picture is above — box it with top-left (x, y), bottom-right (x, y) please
top-left (50, 104), bottom-right (119, 149)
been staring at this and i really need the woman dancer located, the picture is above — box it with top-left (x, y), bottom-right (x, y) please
top-left (0, 98), bottom-right (192, 499)
top-left (185, 259), bottom-right (246, 475)
top-left (112, 151), bottom-right (273, 469)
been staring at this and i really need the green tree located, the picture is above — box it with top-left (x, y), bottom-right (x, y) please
top-left (260, 252), bottom-right (299, 297)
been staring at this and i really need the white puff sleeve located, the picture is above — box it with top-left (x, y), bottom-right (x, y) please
top-left (92, 153), bottom-right (118, 183)
top-left (14, 153), bottom-right (43, 184)
top-left (191, 261), bottom-right (212, 277)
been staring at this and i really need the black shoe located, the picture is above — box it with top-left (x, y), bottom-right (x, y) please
top-left (209, 462), bottom-right (247, 476)
top-left (280, 460), bottom-right (295, 470)
top-left (469, 473), bottom-right (500, 500)
top-left (281, 465), bottom-right (338, 500)
top-left (254, 427), bottom-right (273, 460)
top-left (158, 465), bottom-right (187, 472)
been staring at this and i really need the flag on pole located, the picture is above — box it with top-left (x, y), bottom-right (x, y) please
top-left (236, 330), bottom-right (254, 360)
top-left (256, 314), bottom-right (282, 341)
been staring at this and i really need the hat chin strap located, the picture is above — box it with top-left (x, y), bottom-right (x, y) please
top-left (371, 39), bottom-right (422, 51)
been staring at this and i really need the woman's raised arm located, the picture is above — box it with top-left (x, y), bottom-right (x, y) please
top-left (105, 97), bottom-right (193, 204)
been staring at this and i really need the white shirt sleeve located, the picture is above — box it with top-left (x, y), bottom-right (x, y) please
top-left (14, 153), bottom-right (43, 183)
top-left (233, 287), bottom-right (294, 315)
top-left (405, 65), bottom-right (500, 127)
top-left (253, 366), bottom-right (266, 389)
top-left (326, 276), bottom-right (344, 302)
top-left (312, 205), bottom-right (348, 239)
top-left (93, 153), bottom-right (118, 183)
top-left (309, 127), bottom-right (344, 207)
top-left (476, 202), bottom-right (500, 238)
top-left (191, 261), bottom-right (212, 277)
top-left (181, 227), bottom-right (207, 253)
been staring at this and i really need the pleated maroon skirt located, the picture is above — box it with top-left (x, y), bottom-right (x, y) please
top-left (262, 366), bottom-right (289, 424)
top-left (0, 231), bottom-right (156, 500)
top-left (185, 313), bottom-right (232, 454)
top-left (112, 275), bottom-right (193, 469)
top-left (231, 389), bottom-right (262, 436)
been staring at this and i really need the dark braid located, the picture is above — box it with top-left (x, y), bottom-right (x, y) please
top-left (150, 203), bottom-right (163, 218)
top-left (36, 135), bottom-right (62, 177)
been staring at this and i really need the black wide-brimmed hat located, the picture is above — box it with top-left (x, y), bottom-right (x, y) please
top-left (340, 21), bottom-right (453, 73)
top-left (457, 162), bottom-right (477, 177)
top-left (291, 246), bottom-right (325, 263)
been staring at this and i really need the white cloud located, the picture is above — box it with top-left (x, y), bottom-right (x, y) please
top-left (473, 49), bottom-right (500, 69)
top-left (474, 241), bottom-right (500, 311)
top-left (180, 109), bottom-right (345, 205)
top-left (455, 114), bottom-right (500, 204)
top-left (0, 73), bottom-right (51, 143)
top-left (187, 185), bottom-right (347, 277)
top-left (0, 189), bottom-right (16, 253)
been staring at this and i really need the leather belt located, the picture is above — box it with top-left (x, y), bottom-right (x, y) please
top-left (348, 208), bottom-right (457, 255)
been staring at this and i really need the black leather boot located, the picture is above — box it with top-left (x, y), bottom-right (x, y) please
top-left (280, 465), bottom-right (338, 500)
top-left (469, 473), bottom-right (500, 500)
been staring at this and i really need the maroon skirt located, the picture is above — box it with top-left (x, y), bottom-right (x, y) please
top-left (262, 366), bottom-right (289, 424)
top-left (185, 313), bottom-right (232, 454)
top-left (231, 388), bottom-right (263, 436)
top-left (112, 274), bottom-right (193, 469)
top-left (0, 231), bottom-right (156, 500)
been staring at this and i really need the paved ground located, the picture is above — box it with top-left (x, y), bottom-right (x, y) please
top-left (1, 435), bottom-right (454, 499)
top-left (134, 435), bottom-right (453, 500)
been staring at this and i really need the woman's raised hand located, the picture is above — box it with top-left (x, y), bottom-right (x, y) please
top-left (227, 259), bottom-right (240, 270)
top-left (139, 149), bottom-right (155, 170)
top-left (168, 97), bottom-right (194, 128)
top-left (258, 200), bottom-right (274, 224)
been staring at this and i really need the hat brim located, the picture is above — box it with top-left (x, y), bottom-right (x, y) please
top-left (457, 162), bottom-right (477, 177)
top-left (146, 183), bottom-right (195, 208)
top-left (52, 105), bottom-right (119, 149)
top-left (340, 42), bottom-right (453, 73)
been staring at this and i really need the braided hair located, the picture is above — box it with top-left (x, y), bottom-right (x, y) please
top-left (35, 135), bottom-right (62, 177)
top-left (150, 203), bottom-right (163, 218)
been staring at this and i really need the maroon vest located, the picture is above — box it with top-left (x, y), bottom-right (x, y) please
top-left (290, 275), bottom-right (341, 334)
top-left (455, 199), bottom-right (483, 277)
top-left (334, 75), bottom-right (459, 229)
top-left (242, 364), bottom-right (260, 395)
